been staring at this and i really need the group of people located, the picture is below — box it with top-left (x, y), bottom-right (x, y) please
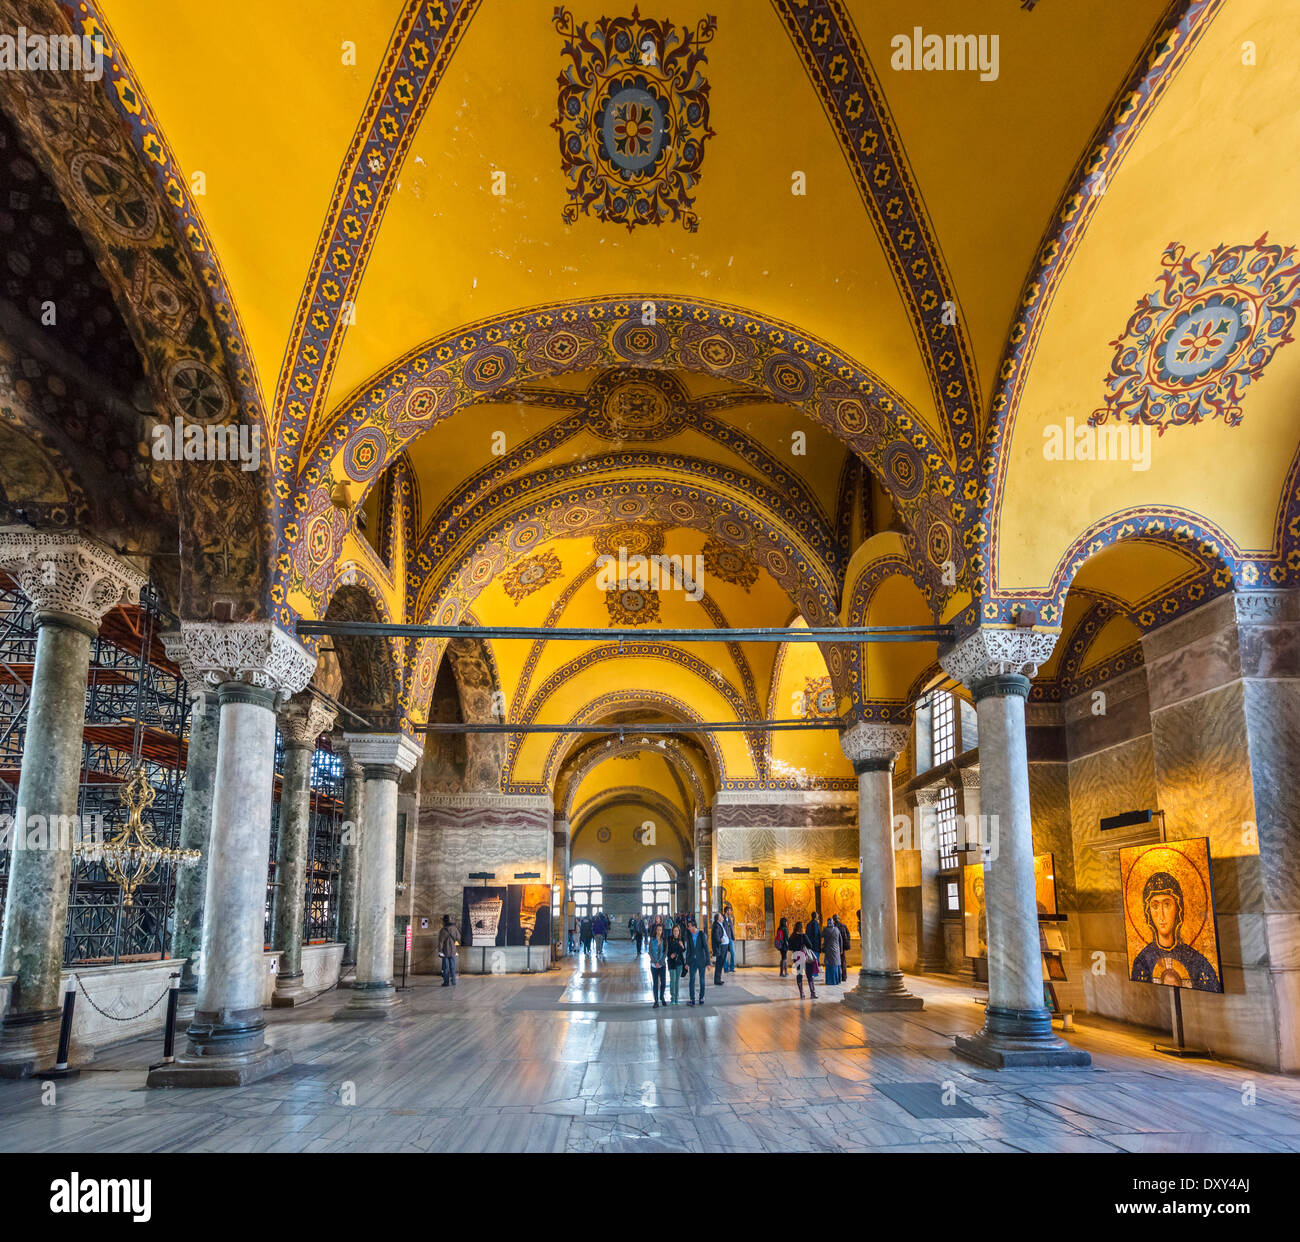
top-left (773, 911), bottom-right (856, 999)
top-left (644, 911), bottom-right (736, 1007)
top-left (571, 910), bottom-right (611, 958)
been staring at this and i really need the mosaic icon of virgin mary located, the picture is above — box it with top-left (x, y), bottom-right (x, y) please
top-left (1130, 870), bottom-right (1221, 992)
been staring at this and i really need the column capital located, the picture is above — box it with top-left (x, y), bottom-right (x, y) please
top-left (940, 626), bottom-right (1057, 690)
top-left (177, 620), bottom-right (315, 701)
top-left (0, 529), bottom-right (146, 631)
top-left (912, 782), bottom-right (950, 807)
top-left (279, 692), bottom-right (337, 750)
top-left (839, 721), bottom-right (909, 770)
top-left (342, 731), bottom-right (422, 775)
top-left (956, 764), bottom-right (981, 791)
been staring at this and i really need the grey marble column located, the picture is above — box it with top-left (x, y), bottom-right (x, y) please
top-left (942, 628), bottom-right (1089, 1068)
top-left (912, 784), bottom-right (949, 974)
top-left (840, 722), bottom-right (923, 1012)
top-left (336, 748), bottom-right (365, 975)
top-left (169, 683), bottom-right (219, 1009)
top-left (271, 694), bottom-right (336, 1006)
top-left (338, 732), bottom-right (422, 1018)
top-left (0, 531), bottom-right (145, 1078)
top-left (553, 817), bottom-right (570, 957)
top-left (148, 622), bottom-right (314, 1087)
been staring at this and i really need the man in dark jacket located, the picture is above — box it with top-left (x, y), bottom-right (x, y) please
top-left (807, 913), bottom-right (822, 961)
top-left (685, 919), bottom-right (710, 1005)
top-left (711, 912), bottom-right (731, 987)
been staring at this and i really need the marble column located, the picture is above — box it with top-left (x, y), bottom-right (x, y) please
top-left (911, 784), bottom-right (949, 974)
top-left (839, 722), bottom-right (923, 1012)
top-left (0, 532), bottom-right (147, 1077)
top-left (168, 676), bottom-right (219, 1015)
top-left (553, 817), bottom-right (570, 956)
top-left (336, 744), bottom-right (365, 977)
top-left (694, 813), bottom-right (712, 919)
top-left (338, 731), bottom-right (422, 1018)
top-left (147, 622), bottom-right (314, 1087)
top-left (941, 628), bottom-right (1089, 1068)
top-left (952, 764), bottom-right (982, 984)
top-left (270, 693), bottom-right (336, 1006)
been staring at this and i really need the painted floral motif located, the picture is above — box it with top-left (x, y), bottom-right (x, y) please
top-left (552, 7), bottom-right (716, 231)
top-left (605, 585), bottom-right (661, 626)
top-left (1093, 235), bottom-right (1300, 431)
top-left (500, 549), bottom-right (563, 604)
top-left (802, 676), bottom-right (837, 719)
top-left (703, 536), bottom-right (758, 590)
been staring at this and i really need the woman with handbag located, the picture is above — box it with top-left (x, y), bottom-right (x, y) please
top-left (666, 923), bottom-right (686, 1005)
top-left (774, 917), bottom-right (789, 977)
top-left (787, 921), bottom-right (817, 999)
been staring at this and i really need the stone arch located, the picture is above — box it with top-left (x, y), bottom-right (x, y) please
top-left (285, 296), bottom-right (969, 621)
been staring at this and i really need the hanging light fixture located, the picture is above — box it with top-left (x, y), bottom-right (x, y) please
top-left (74, 590), bottom-right (200, 905)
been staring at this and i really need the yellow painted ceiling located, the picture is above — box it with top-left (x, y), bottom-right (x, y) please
top-left (999, 0), bottom-right (1300, 589)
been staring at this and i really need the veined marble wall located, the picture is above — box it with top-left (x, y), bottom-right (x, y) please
top-left (1139, 591), bottom-right (1300, 1070)
top-left (411, 794), bottom-right (553, 974)
top-left (713, 792), bottom-right (859, 875)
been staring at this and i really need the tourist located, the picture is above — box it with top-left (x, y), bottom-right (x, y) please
top-left (711, 911), bottom-right (730, 987)
top-left (838, 915), bottom-right (851, 977)
top-left (631, 915), bottom-right (643, 954)
top-left (824, 914), bottom-right (843, 985)
top-left (723, 903), bottom-right (737, 973)
top-left (685, 918), bottom-right (710, 1005)
top-left (788, 920), bottom-right (817, 999)
top-left (807, 910), bottom-right (822, 964)
top-left (580, 914), bottom-right (593, 955)
top-left (648, 923), bottom-right (668, 1008)
top-left (775, 916), bottom-right (789, 976)
top-left (666, 923), bottom-right (686, 1004)
top-left (438, 914), bottom-right (459, 988)
top-left (593, 910), bottom-right (606, 959)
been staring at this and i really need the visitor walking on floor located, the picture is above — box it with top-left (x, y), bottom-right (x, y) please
top-left (594, 911), bottom-right (607, 959)
top-left (824, 914), bottom-right (843, 986)
top-left (838, 914), bottom-right (851, 977)
top-left (788, 921), bottom-right (817, 998)
top-left (667, 923), bottom-right (686, 1005)
top-left (580, 914), bottom-right (593, 956)
top-left (775, 917), bottom-right (789, 976)
top-left (723, 904), bottom-right (737, 973)
top-left (648, 923), bottom-right (668, 1008)
top-left (685, 918), bottom-right (710, 1005)
top-left (711, 911), bottom-right (730, 987)
top-left (438, 914), bottom-right (459, 987)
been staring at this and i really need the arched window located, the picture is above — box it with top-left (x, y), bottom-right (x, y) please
top-left (570, 863), bottom-right (603, 919)
top-left (641, 862), bottom-right (675, 915)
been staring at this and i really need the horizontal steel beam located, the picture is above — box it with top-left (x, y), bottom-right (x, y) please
top-left (299, 621), bottom-right (953, 644)
top-left (415, 719), bottom-right (840, 734)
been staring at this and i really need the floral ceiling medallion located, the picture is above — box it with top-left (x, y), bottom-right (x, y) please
top-left (1092, 235), bottom-right (1300, 432)
top-left (552, 6), bottom-right (717, 232)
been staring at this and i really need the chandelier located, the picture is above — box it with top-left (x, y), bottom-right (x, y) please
top-left (75, 764), bottom-right (200, 907)
top-left (72, 593), bottom-right (199, 906)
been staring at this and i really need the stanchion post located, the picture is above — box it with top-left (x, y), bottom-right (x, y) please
top-left (150, 972), bottom-right (181, 1069)
top-left (43, 976), bottom-right (80, 1080)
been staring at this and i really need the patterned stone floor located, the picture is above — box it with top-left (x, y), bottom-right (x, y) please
top-left (1, 943), bottom-right (1298, 1153)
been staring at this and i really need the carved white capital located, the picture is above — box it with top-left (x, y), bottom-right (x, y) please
top-left (912, 783), bottom-right (950, 807)
top-left (939, 626), bottom-right (1058, 688)
top-left (957, 764), bottom-right (981, 790)
top-left (279, 692), bottom-right (337, 749)
top-left (0, 529), bottom-right (146, 629)
top-left (178, 620), bottom-right (315, 699)
top-left (343, 731), bottom-right (422, 775)
top-left (839, 721), bottom-right (909, 767)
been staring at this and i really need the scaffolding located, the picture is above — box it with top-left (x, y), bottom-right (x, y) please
top-left (0, 577), bottom-right (344, 964)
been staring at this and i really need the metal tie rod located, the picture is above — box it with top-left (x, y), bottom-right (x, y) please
top-left (415, 720), bottom-right (841, 734)
top-left (298, 621), bottom-right (954, 644)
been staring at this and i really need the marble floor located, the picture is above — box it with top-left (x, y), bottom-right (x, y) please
top-left (2, 943), bottom-right (1298, 1153)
